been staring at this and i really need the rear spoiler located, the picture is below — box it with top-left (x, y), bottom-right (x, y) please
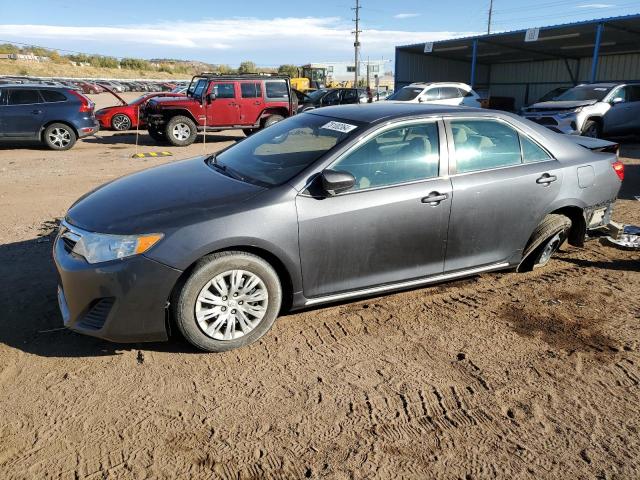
top-left (565, 135), bottom-right (619, 154)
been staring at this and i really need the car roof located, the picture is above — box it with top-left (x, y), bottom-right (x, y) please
top-left (408, 82), bottom-right (471, 88)
top-left (0, 83), bottom-right (69, 90)
top-left (307, 103), bottom-right (483, 123)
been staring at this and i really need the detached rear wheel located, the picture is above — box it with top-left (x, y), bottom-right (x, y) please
top-left (518, 214), bottom-right (572, 271)
top-left (148, 125), bottom-right (166, 142)
top-left (172, 252), bottom-right (282, 352)
top-left (165, 115), bottom-right (197, 146)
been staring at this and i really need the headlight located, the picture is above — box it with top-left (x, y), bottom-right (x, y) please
top-left (72, 231), bottom-right (163, 264)
top-left (558, 107), bottom-right (582, 118)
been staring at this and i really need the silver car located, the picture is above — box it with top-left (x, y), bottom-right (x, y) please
top-left (521, 83), bottom-right (640, 138)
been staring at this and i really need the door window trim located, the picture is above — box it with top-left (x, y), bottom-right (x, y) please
top-left (443, 116), bottom-right (557, 176)
top-left (299, 117), bottom-right (449, 196)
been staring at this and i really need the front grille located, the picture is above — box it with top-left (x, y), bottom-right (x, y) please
top-left (530, 117), bottom-right (558, 126)
top-left (62, 236), bottom-right (77, 253)
top-left (79, 297), bottom-right (115, 330)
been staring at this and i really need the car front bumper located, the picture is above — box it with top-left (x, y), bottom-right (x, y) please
top-left (521, 113), bottom-right (581, 135)
top-left (53, 230), bottom-right (182, 343)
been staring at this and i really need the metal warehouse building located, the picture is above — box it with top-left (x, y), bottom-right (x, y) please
top-left (395, 13), bottom-right (640, 110)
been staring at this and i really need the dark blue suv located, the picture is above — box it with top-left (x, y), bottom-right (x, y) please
top-left (0, 85), bottom-right (99, 150)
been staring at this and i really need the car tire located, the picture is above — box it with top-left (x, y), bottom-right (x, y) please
top-left (262, 114), bottom-right (284, 129)
top-left (518, 214), bottom-right (572, 272)
top-left (172, 251), bottom-right (282, 352)
top-left (43, 123), bottom-right (77, 151)
top-left (582, 120), bottom-right (601, 138)
top-left (148, 126), bottom-right (167, 142)
top-left (111, 113), bottom-right (132, 131)
top-left (165, 115), bottom-right (198, 146)
top-left (242, 128), bottom-right (258, 137)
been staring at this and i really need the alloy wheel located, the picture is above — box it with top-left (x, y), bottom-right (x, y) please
top-left (48, 128), bottom-right (71, 148)
top-left (195, 270), bottom-right (268, 340)
top-left (172, 123), bottom-right (191, 141)
top-left (112, 114), bottom-right (131, 131)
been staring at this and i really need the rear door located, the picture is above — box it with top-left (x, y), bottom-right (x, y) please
top-left (4, 89), bottom-right (45, 137)
top-left (444, 117), bottom-right (563, 272)
top-left (238, 81), bottom-right (264, 125)
top-left (603, 85), bottom-right (640, 135)
top-left (207, 82), bottom-right (240, 126)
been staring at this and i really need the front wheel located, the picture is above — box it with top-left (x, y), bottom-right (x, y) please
top-left (172, 252), bottom-right (282, 352)
top-left (581, 120), bottom-right (601, 138)
top-left (111, 113), bottom-right (132, 131)
top-left (148, 125), bottom-right (166, 142)
top-left (43, 123), bottom-right (77, 150)
top-left (165, 115), bottom-right (198, 146)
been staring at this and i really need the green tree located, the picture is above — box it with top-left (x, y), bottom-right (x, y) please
top-left (120, 57), bottom-right (150, 70)
top-left (0, 43), bottom-right (19, 54)
top-left (237, 61), bottom-right (257, 74)
top-left (215, 64), bottom-right (235, 74)
top-left (278, 64), bottom-right (299, 77)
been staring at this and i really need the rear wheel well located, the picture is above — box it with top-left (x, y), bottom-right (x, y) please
top-left (261, 108), bottom-right (288, 122)
top-left (167, 246), bottom-right (293, 337)
top-left (549, 206), bottom-right (586, 247)
top-left (40, 121), bottom-right (78, 141)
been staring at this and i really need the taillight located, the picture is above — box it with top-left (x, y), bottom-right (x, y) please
top-left (612, 161), bottom-right (624, 181)
top-left (67, 89), bottom-right (93, 113)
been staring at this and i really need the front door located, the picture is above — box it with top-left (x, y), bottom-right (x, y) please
top-left (444, 118), bottom-right (564, 272)
top-left (603, 85), bottom-right (640, 135)
top-left (296, 120), bottom-right (451, 298)
top-left (238, 81), bottom-right (264, 126)
top-left (4, 88), bottom-right (44, 137)
top-left (206, 82), bottom-right (240, 127)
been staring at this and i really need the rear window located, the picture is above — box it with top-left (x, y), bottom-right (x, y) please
top-left (387, 87), bottom-right (423, 101)
top-left (40, 90), bottom-right (67, 103)
top-left (265, 81), bottom-right (288, 101)
top-left (8, 89), bottom-right (42, 105)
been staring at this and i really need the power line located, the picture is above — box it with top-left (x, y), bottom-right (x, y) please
top-left (352, 0), bottom-right (362, 86)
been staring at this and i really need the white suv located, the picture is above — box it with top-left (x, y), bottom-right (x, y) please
top-left (387, 82), bottom-right (482, 107)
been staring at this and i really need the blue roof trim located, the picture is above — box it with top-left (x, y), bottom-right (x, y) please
top-left (396, 12), bottom-right (640, 50)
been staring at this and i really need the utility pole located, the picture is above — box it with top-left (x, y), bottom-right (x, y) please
top-left (352, 0), bottom-right (362, 86)
top-left (487, 0), bottom-right (494, 35)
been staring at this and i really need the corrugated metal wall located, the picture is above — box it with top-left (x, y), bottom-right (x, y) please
top-left (396, 50), bottom-right (640, 109)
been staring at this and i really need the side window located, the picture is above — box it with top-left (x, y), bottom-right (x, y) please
top-left (8, 89), bottom-right (42, 105)
top-left (241, 82), bottom-right (261, 98)
top-left (40, 90), bottom-right (67, 103)
top-left (342, 89), bottom-right (359, 103)
top-left (323, 90), bottom-right (341, 105)
top-left (440, 87), bottom-right (462, 100)
top-left (628, 85), bottom-right (640, 102)
top-left (424, 88), bottom-right (439, 101)
top-left (520, 134), bottom-right (552, 163)
top-left (265, 81), bottom-right (288, 100)
top-left (610, 86), bottom-right (627, 103)
top-left (331, 122), bottom-right (440, 191)
top-left (0, 89), bottom-right (6, 105)
top-left (214, 83), bottom-right (236, 99)
top-left (451, 120), bottom-right (522, 173)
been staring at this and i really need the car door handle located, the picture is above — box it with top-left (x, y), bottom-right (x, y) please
top-left (32, 110), bottom-right (42, 115)
top-left (536, 173), bottom-right (557, 185)
top-left (421, 192), bottom-right (449, 205)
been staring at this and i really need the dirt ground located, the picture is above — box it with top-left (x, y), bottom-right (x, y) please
top-left (0, 94), bottom-right (638, 479)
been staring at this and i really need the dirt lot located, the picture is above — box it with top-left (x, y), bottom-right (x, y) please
top-left (0, 94), bottom-right (639, 479)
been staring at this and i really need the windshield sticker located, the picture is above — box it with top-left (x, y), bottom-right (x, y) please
top-left (321, 121), bottom-right (358, 133)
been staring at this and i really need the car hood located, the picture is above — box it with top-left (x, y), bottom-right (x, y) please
top-left (100, 85), bottom-right (127, 106)
top-left (66, 156), bottom-right (265, 234)
top-left (523, 99), bottom-right (597, 111)
top-left (148, 96), bottom-right (196, 108)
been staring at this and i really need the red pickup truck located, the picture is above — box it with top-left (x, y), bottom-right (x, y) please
top-left (143, 74), bottom-right (296, 146)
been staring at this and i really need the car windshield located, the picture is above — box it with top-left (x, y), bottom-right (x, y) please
top-left (387, 87), bottom-right (424, 101)
top-left (212, 114), bottom-right (361, 187)
top-left (306, 89), bottom-right (328, 101)
top-left (555, 85), bottom-right (613, 101)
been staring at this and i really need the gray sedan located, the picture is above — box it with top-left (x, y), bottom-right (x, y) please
top-left (54, 103), bottom-right (624, 352)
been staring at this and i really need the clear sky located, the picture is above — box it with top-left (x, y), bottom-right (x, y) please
top-left (0, 0), bottom-right (638, 67)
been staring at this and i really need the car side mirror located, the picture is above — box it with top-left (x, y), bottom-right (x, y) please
top-left (321, 169), bottom-right (355, 195)
top-left (611, 97), bottom-right (625, 105)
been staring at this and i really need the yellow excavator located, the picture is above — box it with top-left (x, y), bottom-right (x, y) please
top-left (290, 65), bottom-right (327, 92)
